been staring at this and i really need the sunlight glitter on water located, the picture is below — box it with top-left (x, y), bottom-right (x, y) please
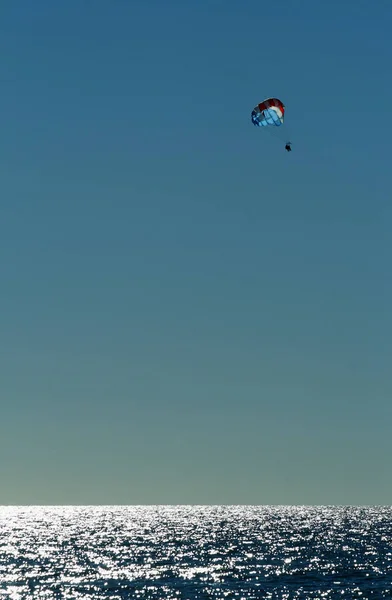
top-left (0, 506), bottom-right (391, 598)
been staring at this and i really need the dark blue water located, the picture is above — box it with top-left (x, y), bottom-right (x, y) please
top-left (1, 506), bottom-right (391, 599)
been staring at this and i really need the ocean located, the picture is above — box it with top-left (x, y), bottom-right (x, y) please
top-left (0, 506), bottom-right (391, 599)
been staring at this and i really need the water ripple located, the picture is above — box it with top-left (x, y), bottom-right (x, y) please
top-left (0, 506), bottom-right (391, 598)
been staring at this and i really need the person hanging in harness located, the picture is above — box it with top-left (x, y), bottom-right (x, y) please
top-left (285, 142), bottom-right (292, 152)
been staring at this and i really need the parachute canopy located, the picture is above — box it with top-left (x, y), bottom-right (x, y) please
top-left (251, 97), bottom-right (285, 127)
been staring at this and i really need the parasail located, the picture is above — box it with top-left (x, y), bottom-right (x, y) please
top-left (251, 97), bottom-right (291, 150)
top-left (251, 97), bottom-right (285, 127)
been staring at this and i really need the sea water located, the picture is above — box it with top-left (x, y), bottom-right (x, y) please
top-left (0, 506), bottom-right (391, 599)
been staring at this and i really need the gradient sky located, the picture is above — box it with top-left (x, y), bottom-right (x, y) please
top-left (1, 0), bottom-right (391, 505)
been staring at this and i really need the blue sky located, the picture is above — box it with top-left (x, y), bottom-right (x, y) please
top-left (0, 0), bottom-right (391, 505)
